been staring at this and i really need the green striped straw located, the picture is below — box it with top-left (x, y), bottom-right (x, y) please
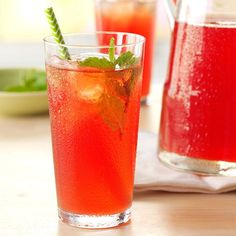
top-left (44, 7), bottom-right (71, 60)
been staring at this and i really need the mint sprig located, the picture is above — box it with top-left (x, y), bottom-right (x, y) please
top-left (115, 51), bottom-right (136, 68)
top-left (99, 93), bottom-right (125, 132)
top-left (109, 37), bottom-right (115, 63)
top-left (79, 38), bottom-right (138, 70)
top-left (78, 38), bottom-right (141, 135)
top-left (79, 57), bottom-right (114, 69)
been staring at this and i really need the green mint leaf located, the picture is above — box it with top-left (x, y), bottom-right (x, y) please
top-left (79, 39), bottom-right (138, 71)
top-left (79, 57), bottom-right (114, 69)
top-left (99, 93), bottom-right (125, 133)
top-left (109, 37), bottom-right (115, 63)
top-left (125, 66), bottom-right (141, 96)
top-left (115, 51), bottom-right (137, 68)
top-left (79, 38), bottom-right (116, 69)
top-left (104, 72), bottom-right (127, 98)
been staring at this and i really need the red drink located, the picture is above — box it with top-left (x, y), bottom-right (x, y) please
top-left (159, 22), bottom-right (236, 169)
top-left (46, 60), bottom-right (142, 215)
top-left (44, 32), bottom-right (144, 228)
top-left (96, 0), bottom-right (156, 99)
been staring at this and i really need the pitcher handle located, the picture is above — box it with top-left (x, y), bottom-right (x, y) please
top-left (164, 0), bottom-right (176, 31)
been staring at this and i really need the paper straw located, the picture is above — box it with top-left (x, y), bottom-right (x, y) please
top-left (44, 7), bottom-right (71, 60)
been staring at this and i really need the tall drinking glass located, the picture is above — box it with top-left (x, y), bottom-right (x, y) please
top-left (95, 0), bottom-right (157, 102)
top-left (159, 0), bottom-right (236, 176)
top-left (44, 32), bottom-right (145, 228)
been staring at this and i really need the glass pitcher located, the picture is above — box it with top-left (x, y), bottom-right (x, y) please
top-left (159, 0), bottom-right (236, 176)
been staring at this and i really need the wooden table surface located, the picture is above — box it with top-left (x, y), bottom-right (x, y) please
top-left (1, 86), bottom-right (236, 236)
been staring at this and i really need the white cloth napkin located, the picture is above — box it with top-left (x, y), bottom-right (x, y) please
top-left (134, 131), bottom-right (236, 193)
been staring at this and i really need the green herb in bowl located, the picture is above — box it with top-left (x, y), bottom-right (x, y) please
top-left (0, 68), bottom-right (48, 116)
top-left (3, 69), bottom-right (47, 92)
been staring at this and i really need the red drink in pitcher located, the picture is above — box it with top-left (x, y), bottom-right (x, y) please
top-left (96, 0), bottom-right (156, 100)
top-left (159, 21), bottom-right (236, 173)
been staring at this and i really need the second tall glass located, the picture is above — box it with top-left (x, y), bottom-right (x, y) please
top-left (95, 0), bottom-right (157, 102)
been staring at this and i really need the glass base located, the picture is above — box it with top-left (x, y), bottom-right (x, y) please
top-left (159, 151), bottom-right (236, 176)
top-left (58, 208), bottom-right (131, 229)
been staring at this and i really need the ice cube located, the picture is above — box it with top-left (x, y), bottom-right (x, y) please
top-left (48, 55), bottom-right (79, 70)
top-left (78, 83), bottom-right (104, 103)
top-left (72, 74), bottom-right (105, 103)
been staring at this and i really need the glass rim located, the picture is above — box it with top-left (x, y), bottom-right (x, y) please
top-left (43, 31), bottom-right (146, 49)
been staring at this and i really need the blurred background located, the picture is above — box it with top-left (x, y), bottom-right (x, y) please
top-left (0, 0), bottom-right (171, 84)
